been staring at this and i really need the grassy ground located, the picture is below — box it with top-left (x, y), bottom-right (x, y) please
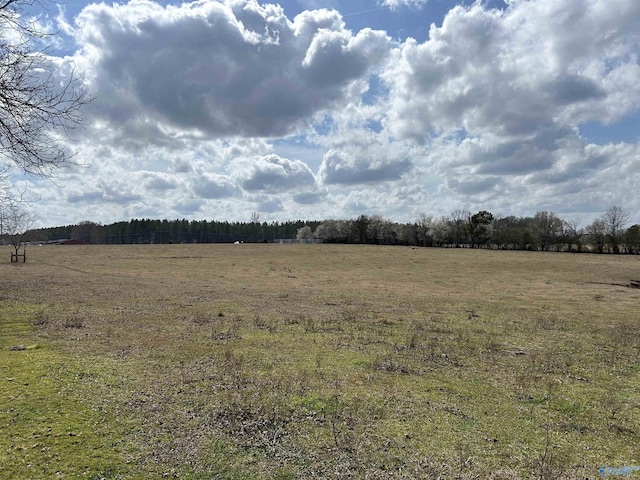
top-left (1, 244), bottom-right (639, 479)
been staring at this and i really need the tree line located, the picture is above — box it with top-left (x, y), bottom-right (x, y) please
top-left (23, 206), bottom-right (640, 254)
top-left (26, 218), bottom-right (323, 245)
top-left (301, 207), bottom-right (639, 254)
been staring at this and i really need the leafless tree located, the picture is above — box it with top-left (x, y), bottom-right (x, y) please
top-left (1, 202), bottom-right (36, 261)
top-left (450, 209), bottom-right (470, 247)
top-left (586, 218), bottom-right (607, 254)
top-left (1, 0), bottom-right (91, 176)
top-left (416, 213), bottom-right (433, 247)
top-left (530, 211), bottom-right (563, 251)
top-left (249, 211), bottom-right (261, 224)
top-left (367, 215), bottom-right (397, 245)
top-left (602, 206), bottom-right (629, 254)
top-left (0, 170), bottom-right (27, 240)
top-left (562, 218), bottom-right (583, 252)
top-left (431, 215), bottom-right (452, 247)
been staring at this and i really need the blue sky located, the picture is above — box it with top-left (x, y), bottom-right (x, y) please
top-left (14, 0), bottom-right (640, 227)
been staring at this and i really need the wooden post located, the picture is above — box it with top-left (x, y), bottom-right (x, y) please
top-left (10, 249), bottom-right (26, 263)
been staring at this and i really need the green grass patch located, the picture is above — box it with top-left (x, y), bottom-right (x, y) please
top-left (0, 302), bottom-right (135, 479)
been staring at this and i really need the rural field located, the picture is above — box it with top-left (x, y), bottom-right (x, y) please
top-left (1, 244), bottom-right (639, 479)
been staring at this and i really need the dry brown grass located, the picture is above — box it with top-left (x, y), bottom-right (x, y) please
top-left (2, 244), bottom-right (639, 478)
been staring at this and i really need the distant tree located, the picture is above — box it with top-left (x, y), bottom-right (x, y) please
top-left (562, 218), bottom-right (583, 252)
top-left (71, 221), bottom-right (104, 244)
top-left (249, 211), bottom-right (264, 241)
top-left (625, 225), bottom-right (640, 254)
top-left (314, 221), bottom-right (334, 243)
top-left (431, 216), bottom-right (452, 247)
top-left (602, 206), bottom-right (630, 254)
top-left (296, 225), bottom-right (314, 241)
top-left (450, 209), bottom-right (470, 247)
top-left (249, 211), bottom-right (261, 224)
top-left (379, 218), bottom-right (398, 245)
top-left (2, 203), bottom-right (36, 261)
top-left (490, 213), bottom-right (504, 247)
top-left (314, 219), bottom-right (351, 243)
top-left (530, 211), bottom-right (563, 251)
top-left (367, 215), bottom-right (397, 245)
top-left (353, 215), bottom-right (370, 244)
top-left (416, 213), bottom-right (433, 247)
top-left (491, 216), bottom-right (531, 250)
top-left (467, 210), bottom-right (494, 248)
top-left (397, 222), bottom-right (418, 246)
top-left (586, 218), bottom-right (607, 253)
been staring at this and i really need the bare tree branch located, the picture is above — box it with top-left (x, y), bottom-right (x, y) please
top-left (1, 0), bottom-right (92, 176)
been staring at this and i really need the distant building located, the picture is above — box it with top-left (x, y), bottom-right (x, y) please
top-left (47, 239), bottom-right (84, 245)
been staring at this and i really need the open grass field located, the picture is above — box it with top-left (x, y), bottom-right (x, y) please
top-left (1, 244), bottom-right (639, 479)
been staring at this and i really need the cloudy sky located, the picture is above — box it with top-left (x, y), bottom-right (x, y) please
top-left (15, 0), bottom-right (640, 227)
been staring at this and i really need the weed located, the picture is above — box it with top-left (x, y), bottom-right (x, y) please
top-left (534, 315), bottom-right (561, 331)
top-left (64, 315), bottom-right (85, 329)
top-left (252, 314), bottom-right (277, 332)
top-left (535, 422), bottom-right (556, 480)
top-left (405, 319), bottom-right (425, 349)
top-left (191, 311), bottom-right (213, 325)
top-left (372, 355), bottom-right (412, 374)
top-left (303, 314), bottom-right (317, 332)
top-left (456, 439), bottom-right (474, 478)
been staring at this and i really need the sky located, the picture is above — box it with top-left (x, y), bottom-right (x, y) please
top-left (12, 0), bottom-right (640, 227)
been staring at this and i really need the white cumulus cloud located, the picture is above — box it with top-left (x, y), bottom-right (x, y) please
top-left (72, 0), bottom-right (391, 144)
top-left (380, 0), bottom-right (640, 208)
top-left (378, 0), bottom-right (428, 10)
top-left (239, 154), bottom-right (317, 192)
